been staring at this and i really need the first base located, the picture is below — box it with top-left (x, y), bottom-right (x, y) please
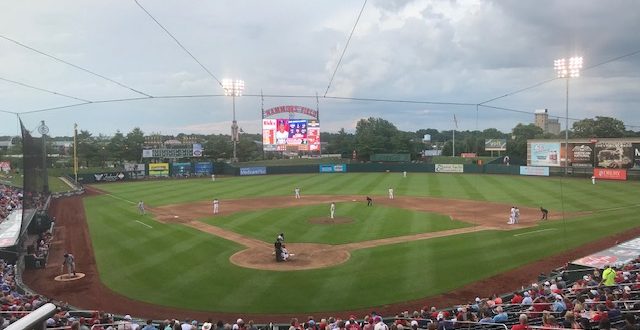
top-left (174, 215), bottom-right (179, 218)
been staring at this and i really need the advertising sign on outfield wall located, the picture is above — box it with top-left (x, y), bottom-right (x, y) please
top-left (570, 144), bottom-right (594, 167)
top-left (435, 164), bottom-right (464, 173)
top-left (595, 141), bottom-right (634, 169)
top-left (634, 144), bottom-right (640, 168)
top-left (149, 163), bottom-right (169, 177)
top-left (172, 162), bottom-right (192, 176)
top-left (194, 162), bottom-right (213, 175)
top-left (124, 163), bottom-right (145, 179)
top-left (593, 168), bottom-right (627, 181)
top-left (519, 166), bottom-right (550, 176)
top-left (240, 167), bottom-right (267, 176)
top-left (530, 142), bottom-right (561, 166)
top-left (319, 164), bottom-right (346, 173)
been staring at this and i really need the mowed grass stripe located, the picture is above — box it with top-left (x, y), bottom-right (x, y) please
top-left (452, 174), bottom-right (487, 200)
top-left (86, 173), bottom-right (640, 312)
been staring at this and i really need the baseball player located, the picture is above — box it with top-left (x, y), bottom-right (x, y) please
top-left (591, 175), bottom-right (596, 185)
top-left (294, 187), bottom-right (301, 199)
top-left (366, 196), bottom-right (373, 206)
top-left (388, 187), bottom-right (394, 199)
top-left (211, 174), bottom-right (216, 182)
top-left (137, 200), bottom-right (145, 215)
top-left (213, 198), bottom-right (219, 215)
top-left (61, 253), bottom-right (76, 277)
top-left (540, 207), bottom-right (549, 220)
top-left (330, 202), bottom-right (336, 219)
top-left (514, 207), bottom-right (520, 224)
top-left (403, 171), bottom-right (407, 178)
top-left (508, 206), bottom-right (515, 224)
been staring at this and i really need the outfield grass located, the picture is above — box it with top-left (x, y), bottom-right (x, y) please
top-left (203, 203), bottom-right (471, 244)
top-left (1, 174), bottom-right (72, 193)
top-left (85, 173), bottom-right (640, 313)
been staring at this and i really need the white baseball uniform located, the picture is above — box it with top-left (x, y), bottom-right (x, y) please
top-left (330, 203), bottom-right (336, 219)
top-left (213, 199), bottom-right (219, 214)
top-left (388, 188), bottom-right (394, 199)
top-left (294, 188), bottom-right (301, 199)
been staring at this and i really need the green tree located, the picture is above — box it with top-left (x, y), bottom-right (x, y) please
top-left (572, 116), bottom-right (626, 138)
top-left (76, 130), bottom-right (99, 167)
top-left (507, 123), bottom-right (544, 159)
top-left (355, 117), bottom-right (400, 160)
top-left (124, 127), bottom-right (145, 162)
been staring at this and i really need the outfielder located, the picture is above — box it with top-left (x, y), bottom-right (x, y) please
top-left (330, 202), bottom-right (336, 219)
top-left (137, 200), bottom-right (145, 215)
top-left (211, 174), bottom-right (216, 182)
top-left (213, 198), bottom-right (220, 215)
top-left (61, 253), bottom-right (76, 277)
top-left (403, 171), bottom-right (407, 178)
top-left (388, 187), bottom-right (394, 199)
top-left (294, 187), bottom-right (301, 199)
top-left (591, 175), bottom-right (596, 185)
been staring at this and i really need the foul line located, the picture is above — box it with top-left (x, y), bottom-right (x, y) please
top-left (104, 193), bottom-right (136, 205)
top-left (135, 220), bottom-right (153, 229)
top-left (513, 228), bottom-right (557, 237)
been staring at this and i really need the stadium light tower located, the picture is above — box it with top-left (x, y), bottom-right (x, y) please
top-left (554, 56), bottom-right (582, 175)
top-left (222, 79), bottom-right (245, 163)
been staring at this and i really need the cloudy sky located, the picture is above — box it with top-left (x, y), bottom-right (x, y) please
top-left (1, 0), bottom-right (639, 137)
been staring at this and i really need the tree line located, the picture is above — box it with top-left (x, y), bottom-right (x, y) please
top-left (1, 115), bottom-right (638, 167)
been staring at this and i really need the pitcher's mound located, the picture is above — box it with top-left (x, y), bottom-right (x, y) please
top-left (54, 273), bottom-right (86, 282)
top-left (230, 243), bottom-right (350, 271)
top-left (308, 216), bottom-right (353, 225)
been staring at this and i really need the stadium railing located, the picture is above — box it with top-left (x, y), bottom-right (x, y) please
top-left (4, 302), bottom-right (57, 330)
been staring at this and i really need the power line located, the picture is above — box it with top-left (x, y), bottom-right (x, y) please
top-left (326, 96), bottom-right (475, 106)
top-left (0, 109), bottom-right (17, 115)
top-left (0, 76), bottom-right (92, 103)
top-left (0, 34), bottom-right (152, 98)
top-left (134, 0), bottom-right (224, 88)
top-left (323, 0), bottom-right (367, 97)
top-left (478, 48), bottom-right (640, 105)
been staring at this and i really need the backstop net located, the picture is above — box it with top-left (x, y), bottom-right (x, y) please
top-left (20, 120), bottom-right (49, 233)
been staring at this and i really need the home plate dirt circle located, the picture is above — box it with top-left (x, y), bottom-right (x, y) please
top-left (230, 243), bottom-right (351, 271)
top-left (308, 216), bottom-right (353, 225)
top-left (54, 273), bottom-right (86, 282)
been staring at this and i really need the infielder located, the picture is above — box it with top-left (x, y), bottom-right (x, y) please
top-left (508, 206), bottom-right (515, 224)
top-left (294, 187), bottom-right (301, 199)
top-left (388, 187), bottom-right (394, 199)
top-left (61, 253), bottom-right (76, 277)
top-left (330, 202), bottom-right (336, 219)
top-left (137, 200), bottom-right (145, 215)
top-left (540, 207), bottom-right (549, 220)
top-left (366, 196), bottom-right (373, 206)
top-left (213, 198), bottom-right (220, 215)
top-left (514, 207), bottom-right (520, 224)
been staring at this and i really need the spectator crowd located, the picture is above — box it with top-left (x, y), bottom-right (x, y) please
top-left (0, 184), bottom-right (22, 221)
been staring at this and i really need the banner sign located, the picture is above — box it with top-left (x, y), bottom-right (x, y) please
top-left (572, 237), bottom-right (640, 269)
top-left (93, 172), bottom-right (126, 182)
top-left (263, 105), bottom-right (319, 119)
top-left (149, 163), bottom-right (169, 177)
top-left (124, 163), bottom-right (145, 179)
top-left (595, 141), bottom-right (633, 168)
top-left (172, 162), bottom-right (192, 176)
top-left (570, 144), bottom-right (594, 167)
top-left (240, 166), bottom-right (267, 176)
top-left (194, 162), bottom-right (213, 175)
top-left (0, 210), bottom-right (22, 248)
top-left (633, 144), bottom-right (640, 168)
top-left (319, 164), bottom-right (346, 173)
top-left (519, 166), bottom-right (550, 176)
top-left (530, 142), bottom-right (561, 167)
top-left (593, 168), bottom-right (627, 181)
top-left (435, 164), bottom-right (464, 173)
top-left (461, 153), bottom-right (477, 158)
top-left (0, 161), bottom-right (10, 173)
top-left (192, 143), bottom-right (203, 157)
top-left (485, 139), bottom-right (507, 151)
top-left (422, 149), bottom-right (442, 156)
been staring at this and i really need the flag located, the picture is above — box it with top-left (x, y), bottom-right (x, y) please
top-left (453, 114), bottom-right (459, 129)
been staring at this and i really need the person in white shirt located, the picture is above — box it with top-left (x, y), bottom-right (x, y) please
top-left (388, 187), bottom-right (394, 199)
top-left (330, 202), bottom-right (336, 219)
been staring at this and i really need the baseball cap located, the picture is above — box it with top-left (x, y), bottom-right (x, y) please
top-left (202, 323), bottom-right (213, 330)
top-left (411, 321), bottom-right (418, 327)
top-left (124, 315), bottom-right (132, 321)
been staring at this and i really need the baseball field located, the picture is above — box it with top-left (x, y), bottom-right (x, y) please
top-left (30, 172), bottom-right (640, 318)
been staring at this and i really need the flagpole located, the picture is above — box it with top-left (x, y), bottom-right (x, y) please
top-left (73, 123), bottom-right (78, 184)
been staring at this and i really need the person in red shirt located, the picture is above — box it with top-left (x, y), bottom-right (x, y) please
top-left (511, 292), bottom-right (523, 304)
top-left (511, 314), bottom-right (529, 330)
